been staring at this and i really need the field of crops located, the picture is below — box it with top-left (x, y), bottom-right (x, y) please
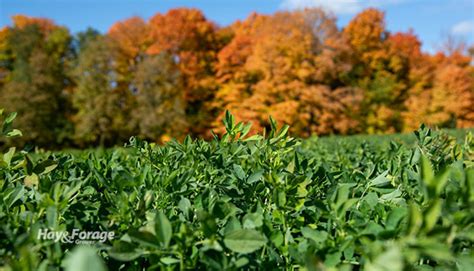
top-left (1, 111), bottom-right (473, 270)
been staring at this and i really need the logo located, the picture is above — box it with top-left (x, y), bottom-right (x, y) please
top-left (37, 228), bottom-right (115, 244)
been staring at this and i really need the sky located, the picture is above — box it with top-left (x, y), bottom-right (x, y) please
top-left (1, 0), bottom-right (473, 52)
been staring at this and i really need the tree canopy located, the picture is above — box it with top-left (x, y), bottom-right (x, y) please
top-left (0, 8), bottom-right (472, 148)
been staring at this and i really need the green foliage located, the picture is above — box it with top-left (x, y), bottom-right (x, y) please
top-left (0, 24), bottom-right (73, 147)
top-left (131, 53), bottom-right (187, 141)
top-left (0, 112), bottom-right (473, 270)
top-left (62, 246), bottom-right (106, 271)
top-left (0, 110), bottom-right (22, 138)
top-left (72, 36), bottom-right (134, 146)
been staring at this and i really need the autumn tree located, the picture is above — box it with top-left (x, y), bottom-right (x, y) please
top-left (147, 8), bottom-right (220, 136)
top-left (213, 8), bottom-right (359, 136)
top-left (403, 56), bottom-right (474, 130)
top-left (108, 16), bottom-right (150, 88)
top-left (0, 10), bottom-right (472, 147)
top-left (343, 9), bottom-right (426, 133)
top-left (343, 8), bottom-right (387, 69)
top-left (0, 16), bottom-right (73, 146)
top-left (74, 27), bottom-right (101, 54)
top-left (131, 53), bottom-right (187, 142)
top-left (0, 27), bottom-right (10, 88)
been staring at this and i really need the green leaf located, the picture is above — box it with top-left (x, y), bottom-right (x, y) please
top-left (423, 199), bottom-right (442, 232)
top-left (414, 238), bottom-right (453, 261)
top-left (224, 110), bottom-right (235, 132)
top-left (109, 250), bottom-right (143, 262)
top-left (201, 238), bottom-right (223, 252)
top-left (6, 129), bottom-right (22, 137)
top-left (3, 147), bottom-right (15, 167)
top-left (385, 207), bottom-right (407, 230)
top-left (433, 167), bottom-right (450, 195)
top-left (247, 170), bottom-right (263, 183)
top-left (379, 189), bottom-right (402, 203)
top-left (420, 155), bottom-right (434, 186)
top-left (4, 112), bottom-right (17, 124)
top-left (109, 240), bottom-right (143, 262)
top-left (366, 246), bottom-right (403, 271)
top-left (224, 217), bottom-right (242, 235)
top-left (324, 251), bottom-right (341, 267)
top-left (407, 203), bottom-right (423, 236)
top-left (301, 227), bottom-right (328, 243)
top-left (240, 123), bottom-right (252, 138)
top-left (129, 230), bottom-right (159, 248)
top-left (456, 255), bottom-right (474, 271)
top-left (46, 206), bottom-right (58, 228)
top-left (467, 168), bottom-right (474, 202)
top-left (178, 197), bottom-right (192, 218)
top-left (243, 135), bottom-right (263, 142)
top-left (25, 155), bottom-right (34, 175)
top-left (233, 164), bottom-right (246, 180)
top-left (160, 257), bottom-right (180, 265)
top-left (274, 189), bottom-right (286, 207)
top-left (363, 192), bottom-right (379, 208)
top-left (63, 246), bottom-right (106, 271)
top-left (155, 211), bottom-right (172, 247)
top-left (6, 186), bottom-right (25, 208)
top-left (368, 170), bottom-right (390, 187)
top-left (234, 257), bottom-right (249, 268)
top-left (269, 116), bottom-right (277, 132)
top-left (333, 183), bottom-right (356, 208)
top-left (243, 212), bottom-right (263, 229)
top-left (224, 229), bottom-right (267, 254)
top-left (34, 160), bottom-right (58, 175)
top-left (270, 231), bottom-right (284, 247)
top-left (278, 125), bottom-right (289, 138)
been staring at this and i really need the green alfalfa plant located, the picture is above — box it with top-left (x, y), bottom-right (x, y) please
top-left (463, 132), bottom-right (474, 168)
top-left (414, 124), bottom-right (459, 169)
top-left (2, 110), bottom-right (472, 270)
top-left (212, 110), bottom-right (293, 144)
top-left (0, 109), bottom-right (22, 139)
top-left (0, 109), bottom-right (22, 169)
top-left (0, 109), bottom-right (57, 186)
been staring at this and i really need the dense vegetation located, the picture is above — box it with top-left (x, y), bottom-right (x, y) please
top-left (1, 111), bottom-right (473, 270)
top-left (1, 8), bottom-right (473, 148)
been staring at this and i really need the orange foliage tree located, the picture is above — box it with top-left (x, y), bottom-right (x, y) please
top-left (108, 16), bottom-right (150, 82)
top-left (147, 8), bottom-right (220, 136)
top-left (213, 9), bottom-right (360, 136)
top-left (404, 55), bottom-right (474, 130)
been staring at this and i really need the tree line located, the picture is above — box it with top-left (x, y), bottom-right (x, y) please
top-left (0, 8), bottom-right (472, 148)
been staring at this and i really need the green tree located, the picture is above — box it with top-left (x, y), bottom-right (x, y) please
top-left (74, 27), bottom-right (101, 54)
top-left (132, 54), bottom-right (187, 142)
top-left (0, 21), bottom-right (73, 147)
top-left (72, 37), bottom-right (133, 146)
